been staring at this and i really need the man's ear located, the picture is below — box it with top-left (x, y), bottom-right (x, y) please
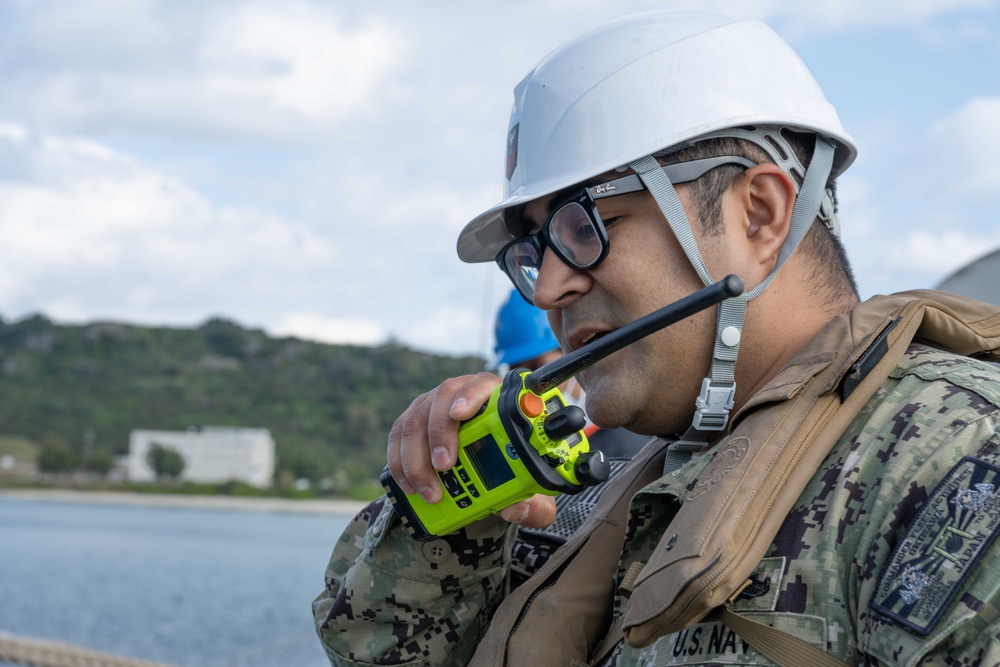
top-left (738, 163), bottom-right (797, 273)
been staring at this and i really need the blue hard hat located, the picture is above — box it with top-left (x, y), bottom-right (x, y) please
top-left (489, 288), bottom-right (560, 369)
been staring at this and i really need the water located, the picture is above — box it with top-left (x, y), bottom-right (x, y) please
top-left (0, 498), bottom-right (353, 667)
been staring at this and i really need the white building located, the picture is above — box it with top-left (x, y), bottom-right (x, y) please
top-left (127, 426), bottom-right (275, 488)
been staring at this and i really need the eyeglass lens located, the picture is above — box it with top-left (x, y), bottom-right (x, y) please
top-left (549, 202), bottom-right (603, 266)
top-left (504, 243), bottom-right (541, 302)
top-left (502, 200), bottom-right (603, 302)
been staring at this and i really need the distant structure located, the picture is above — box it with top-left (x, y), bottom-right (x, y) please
top-left (0, 453), bottom-right (37, 478)
top-left (935, 248), bottom-right (1000, 306)
top-left (0, 435), bottom-right (39, 479)
top-left (127, 426), bottom-right (275, 488)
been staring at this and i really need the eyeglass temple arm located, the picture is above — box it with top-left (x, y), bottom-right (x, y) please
top-left (588, 156), bottom-right (756, 201)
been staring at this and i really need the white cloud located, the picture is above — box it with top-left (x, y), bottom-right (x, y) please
top-left (1, 0), bottom-right (996, 147)
top-left (925, 97), bottom-right (1000, 196)
top-left (270, 313), bottom-right (386, 346)
top-left (197, 2), bottom-right (405, 128)
top-left (839, 93), bottom-right (1000, 297)
top-left (887, 228), bottom-right (1000, 278)
top-left (405, 300), bottom-right (492, 358)
top-left (0, 1), bottom-right (407, 140)
top-left (0, 122), bottom-right (493, 354)
top-left (0, 124), bottom-right (339, 326)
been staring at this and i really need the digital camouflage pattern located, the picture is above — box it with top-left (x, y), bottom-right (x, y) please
top-left (311, 454), bottom-right (640, 664)
top-left (313, 344), bottom-right (1000, 666)
top-left (312, 499), bottom-right (514, 667)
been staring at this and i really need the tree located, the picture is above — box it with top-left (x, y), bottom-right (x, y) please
top-left (37, 440), bottom-right (77, 473)
top-left (82, 448), bottom-right (114, 475)
top-left (147, 443), bottom-right (185, 480)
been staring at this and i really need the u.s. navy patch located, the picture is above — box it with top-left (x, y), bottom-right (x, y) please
top-left (871, 455), bottom-right (1000, 636)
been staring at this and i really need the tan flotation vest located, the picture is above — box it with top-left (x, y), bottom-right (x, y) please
top-left (470, 290), bottom-right (1000, 667)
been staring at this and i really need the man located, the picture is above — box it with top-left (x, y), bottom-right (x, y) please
top-left (314, 11), bottom-right (1000, 666)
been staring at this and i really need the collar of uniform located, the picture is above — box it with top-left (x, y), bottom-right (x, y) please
top-left (730, 308), bottom-right (909, 430)
top-left (735, 352), bottom-right (835, 419)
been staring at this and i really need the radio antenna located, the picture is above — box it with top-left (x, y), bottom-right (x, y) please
top-left (525, 275), bottom-right (744, 394)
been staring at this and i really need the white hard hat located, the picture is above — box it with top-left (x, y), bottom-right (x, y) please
top-left (457, 11), bottom-right (857, 264)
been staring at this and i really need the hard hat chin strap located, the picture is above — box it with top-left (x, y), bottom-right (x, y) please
top-left (629, 135), bottom-right (836, 456)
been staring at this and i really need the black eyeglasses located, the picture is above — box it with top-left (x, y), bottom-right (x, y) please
top-left (495, 155), bottom-right (756, 304)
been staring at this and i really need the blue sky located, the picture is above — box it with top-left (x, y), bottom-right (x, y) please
top-left (0, 0), bottom-right (998, 357)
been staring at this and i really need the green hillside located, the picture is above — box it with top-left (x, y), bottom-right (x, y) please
top-left (0, 313), bottom-right (483, 490)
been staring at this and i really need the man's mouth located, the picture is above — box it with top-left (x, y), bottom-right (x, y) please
top-left (572, 328), bottom-right (615, 351)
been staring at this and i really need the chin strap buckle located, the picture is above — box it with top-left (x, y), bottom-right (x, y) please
top-left (691, 377), bottom-right (735, 431)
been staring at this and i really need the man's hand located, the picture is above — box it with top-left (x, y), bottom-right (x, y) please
top-left (386, 372), bottom-right (557, 530)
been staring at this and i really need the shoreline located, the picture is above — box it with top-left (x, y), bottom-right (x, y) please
top-left (0, 488), bottom-right (370, 516)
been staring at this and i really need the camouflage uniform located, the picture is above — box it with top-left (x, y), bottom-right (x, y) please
top-left (313, 343), bottom-right (1000, 666)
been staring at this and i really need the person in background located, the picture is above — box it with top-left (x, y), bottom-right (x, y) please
top-left (489, 288), bottom-right (649, 583)
top-left (488, 286), bottom-right (567, 376)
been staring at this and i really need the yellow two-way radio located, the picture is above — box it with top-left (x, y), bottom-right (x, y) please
top-left (382, 276), bottom-right (744, 539)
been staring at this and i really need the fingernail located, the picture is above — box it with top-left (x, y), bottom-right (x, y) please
top-left (419, 487), bottom-right (438, 503)
top-left (431, 447), bottom-right (450, 469)
top-left (398, 479), bottom-right (415, 495)
top-left (450, 398), bottom-right (467, 416)
top-left (501, 502), bottom-right (529, 523)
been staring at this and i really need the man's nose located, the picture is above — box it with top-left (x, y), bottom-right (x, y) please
top-left (532, 246), bottom-right (591, 310)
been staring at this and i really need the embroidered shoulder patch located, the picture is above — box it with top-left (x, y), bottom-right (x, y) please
top-left (871, 456), bottom-right (1000, 636)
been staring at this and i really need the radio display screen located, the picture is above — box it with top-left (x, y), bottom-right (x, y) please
top-left (466, 433), bottom-right (516, 491)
